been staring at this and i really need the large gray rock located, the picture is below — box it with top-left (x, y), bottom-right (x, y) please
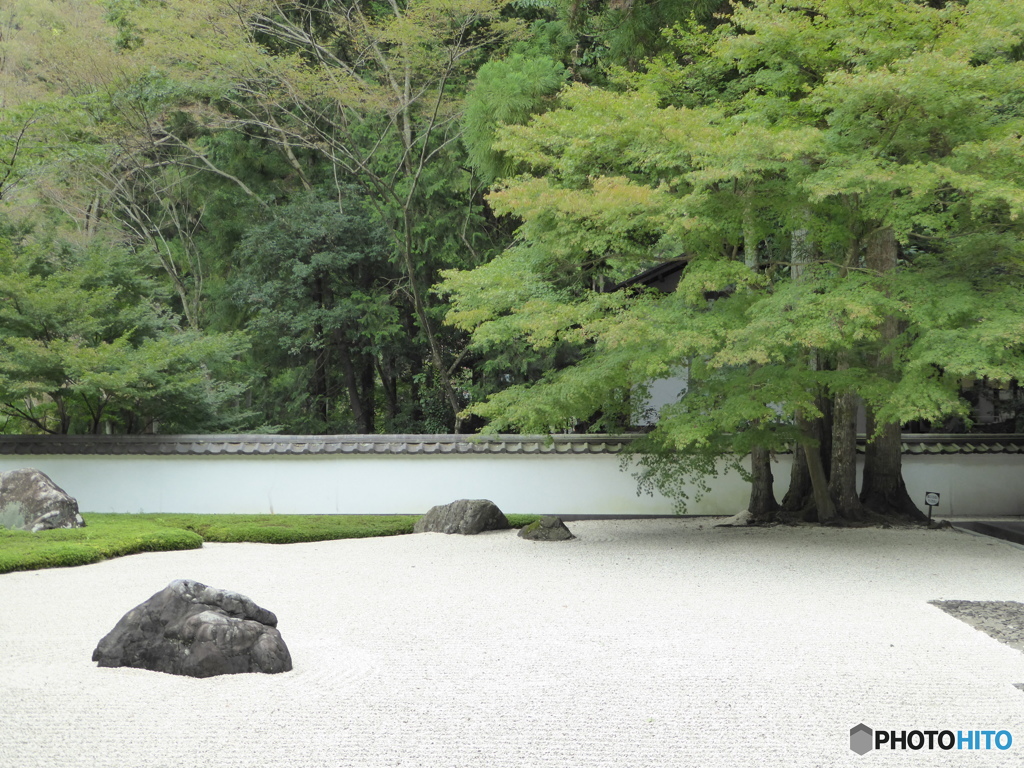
top-left (93, 579), bottom-right (292, 678)
top-left (518, 516), bottom-right (575, 541)
top-left (0, 468), bottom-right (84, 532)
top-left (414, 499), bottom-right (510, 535)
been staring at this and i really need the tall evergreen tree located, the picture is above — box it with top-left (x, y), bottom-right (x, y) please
top-left (230, 190), bottom-right (401, 434)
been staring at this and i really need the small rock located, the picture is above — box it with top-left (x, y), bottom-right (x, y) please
top-left (92, 579), bottom-right (292, 678)
top-left (715, 510), bottom-right (752, 527)
top-left (518, 516), bottom-right (575, 541)
top-left (0, 468), bottom-right (84, 532)
top-left (413, 499), bottom-right (510, 535)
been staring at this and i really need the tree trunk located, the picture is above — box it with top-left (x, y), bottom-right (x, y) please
top-left (360, 354), bottom-right (376, 434)
top-left (742, 196), bottom-right (780, 520)
top-left (85, 194), bottom-right (103, 237)
top-left (401, 213), bottom-right (463, 431)
top-left (408, 331), bottom-right (425, 426)
top-left (796, 411), bottom-right (838, 524)
top-left (790, 228), bottom-right (811, 280)
top-left (781, 444), bottom-right (813, 513)
top-left (747, 445), bottom-right (780, 521)
top-left (861, 410), bottom-right (924, 521)
top-left (783, 388), bottom-right (833, 514)
top-left (780, 223), bottom-right (828, 519)
top-left (311, 276), bottom-right (332, 430)
top-left (337, 344), bottom-right (368, 434)
top-left (821, 231), bottom-right (867, 523)
top-left (828, 383), bottom-right (864, 521)
top-left (311, 342), bottom-right (331, 429)
top-left (859, 227), bottom-right (924, 521)
top-left (817, 388), bottom-right (834, 479)
top-left (375, 356), bottom-right (397, 426)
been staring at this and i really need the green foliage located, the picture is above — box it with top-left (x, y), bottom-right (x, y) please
top-left (529, 0), bottom-right (724, 78)
top-left (230, 189), bottom-right (399, 433)
top-left (624, 432), bottom-right (742, 514)
top-left (6, 0), bottom-right (1024, 448)
top-left (2, 0), bottom-right (582, 435)
top-left (463, 54), bottom-right (568, 183)
top-left (102, 0), bottom-right (145, 51)
top-left (0, 221), bottom-right (249, 434)
top-left (597, 0), bottom-right (725, 70)
top-left (443, 0), bottom-right (1024, 505)
top-left (0, 98), bottom-right (91, 203)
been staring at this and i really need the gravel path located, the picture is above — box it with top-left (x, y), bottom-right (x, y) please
top-left (2, 519), bottom-right (1024, 768)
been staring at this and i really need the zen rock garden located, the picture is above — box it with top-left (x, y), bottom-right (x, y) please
top-left (0, 477), bottom-right (571, 679)
top-left (88, 500), bottom-right (571, 680)
top-left (0, 468), bottom-right (85, 532)
top-left (93, 579), bottom-right (292, 678)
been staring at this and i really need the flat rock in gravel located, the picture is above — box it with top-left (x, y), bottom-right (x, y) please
top-left (414, 499), bottom-right (510, 535)
top-left (929, 599), bottom-right (1024, 653)
top-left (93, 579), bottom-right (292, 678)
top-left (518, 516), bottom-right (575, 541)
top-left (0, 468), bottom-right (84, 532)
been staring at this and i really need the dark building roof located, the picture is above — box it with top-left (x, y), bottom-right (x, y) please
top-left (613, 260), bottom-right (689, 293)
top-left (0, 433), bottom-right (1021, 457)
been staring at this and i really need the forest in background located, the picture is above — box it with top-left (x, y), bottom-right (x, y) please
top-left (0, 0), bottom-right (722, 436)
top-left (2, 0), bottom-right (1024, 523)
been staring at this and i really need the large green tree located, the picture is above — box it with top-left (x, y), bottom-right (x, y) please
top-left (0, 221), bottom-right (248, 434)
top-left (442, 0), bottom-right (1024, 523)
top-left (112, 0), bottom-right (527, 429)
top-left (230, 190), bottom-right (404, 433)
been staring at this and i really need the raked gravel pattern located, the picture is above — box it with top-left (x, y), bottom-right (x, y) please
top-left (3, 519), bottom-right (1024, 768)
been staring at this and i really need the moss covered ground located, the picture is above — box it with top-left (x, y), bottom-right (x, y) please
top-left (0, 512), bottom-right (540, 575)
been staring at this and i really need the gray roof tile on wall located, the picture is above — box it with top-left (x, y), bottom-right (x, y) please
top-left (897, 436), bottom-right (1024, 455)
top-left (0, 434), bottom-right (635, 456)
top-left (0, 433), bottom-right (1021, 457)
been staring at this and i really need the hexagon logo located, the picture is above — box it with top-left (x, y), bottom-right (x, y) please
top-left (850, 723), bottom-right (873, 755)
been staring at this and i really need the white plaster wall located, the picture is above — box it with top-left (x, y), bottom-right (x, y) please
top-left (0, 454), bottom-right (751, 517)
top-left (0, 451), bottom-right (1019, 518)
top-left (900, 454), bottom-right (1024, 517)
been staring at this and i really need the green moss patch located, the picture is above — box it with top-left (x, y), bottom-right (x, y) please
top-left (149, 513), bottom-right (420, 544)
top-left (0, 512), bottom-right (543, 575)
top-left (0, 516), bottom-right (203, 575)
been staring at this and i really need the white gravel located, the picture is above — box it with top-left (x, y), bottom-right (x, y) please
top-left (3, 519), bottom-right (1024, 768)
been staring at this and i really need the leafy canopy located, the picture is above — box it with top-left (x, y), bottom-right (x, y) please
top-left (443, 0), bottom-right (1024, 466)
top-left (0, 223), bottom-right (248, 434)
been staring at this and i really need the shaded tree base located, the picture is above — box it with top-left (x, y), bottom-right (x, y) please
top-left (751, 500), bottom-right (929, 528)
top-left (861, 489), bottom-right (929, 525)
